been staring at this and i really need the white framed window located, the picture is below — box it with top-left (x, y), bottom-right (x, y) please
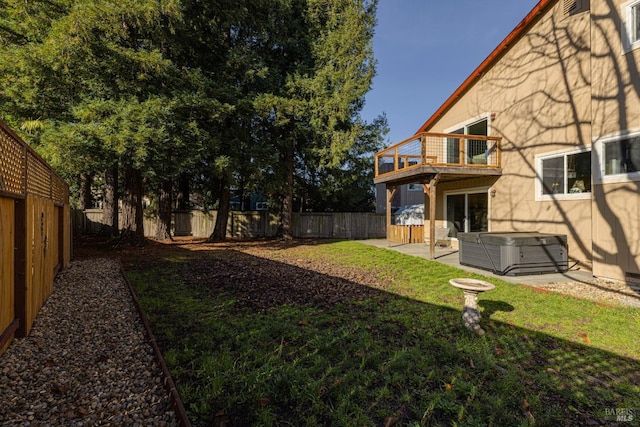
top-left (595, 129), bottom-right (640, 183)
top-left (622, 0), bottom-right (640, 53)
top-left (535, 148), bottom-right (592, 200)
top-left (444, 114), bottom-right (491, 165)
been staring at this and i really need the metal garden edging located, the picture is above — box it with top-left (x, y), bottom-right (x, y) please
top-left (119, 263), bottom-right (192, 427)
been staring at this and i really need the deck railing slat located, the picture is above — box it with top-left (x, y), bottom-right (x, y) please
top-left (375, 132), bottom-right (502, 178)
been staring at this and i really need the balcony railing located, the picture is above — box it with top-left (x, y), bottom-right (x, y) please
top-left (375, 132), bottom-right (502, 178)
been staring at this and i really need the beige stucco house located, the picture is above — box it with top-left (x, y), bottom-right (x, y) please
top-left (375, 0), bottom-right (640, 283)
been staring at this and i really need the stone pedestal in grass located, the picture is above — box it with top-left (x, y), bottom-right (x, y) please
top-left (449, 278), bottom-right (495, 336)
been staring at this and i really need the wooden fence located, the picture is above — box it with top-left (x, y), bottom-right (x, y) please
top-left (0, 120), bottom-right (71, 356)
top-left (74, 209), bottom-right (386, 240)
top-left (388, 224), bottom-right (424, 244)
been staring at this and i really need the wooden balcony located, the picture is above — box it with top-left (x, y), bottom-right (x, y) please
top-left (374, 132), bottom-right (502, 185)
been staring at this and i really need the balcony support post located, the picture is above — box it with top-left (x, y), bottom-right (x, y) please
top-left (386, 185), bottom-right (397, 241)
top-left (421, 174), bottom-right (441, 259)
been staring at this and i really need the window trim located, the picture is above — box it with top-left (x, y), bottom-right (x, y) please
top-left (594, 128), bottom-right (640, 184)
top-left (443, 113), bottom-right (491, 136)
top-left (621, 0), bottom-right (640, 54)
top-left (535, 147), bottom-right (592, 201)
top-left (443, 186), bottom-right (491, 239)
top-left (443, 113), bottom-right (491, 165)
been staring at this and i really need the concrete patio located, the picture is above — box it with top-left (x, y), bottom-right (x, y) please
top-left (359, 239), bottom-right (594, 286)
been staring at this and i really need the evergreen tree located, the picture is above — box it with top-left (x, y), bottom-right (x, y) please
top-left (256, 0), bottom-right (380, 238)
top-left (0, 0), bottom-right (228, 240)
top-left (1, 0), bottom-right (386, 242)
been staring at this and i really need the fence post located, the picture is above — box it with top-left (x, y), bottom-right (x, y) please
top-left (365, 213), bottom-right (370, 239)
top-left (14, 199), bottom-right (26, 338)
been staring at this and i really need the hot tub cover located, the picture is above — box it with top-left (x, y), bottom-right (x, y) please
top-left (457, 232), bottom-right (567, 247)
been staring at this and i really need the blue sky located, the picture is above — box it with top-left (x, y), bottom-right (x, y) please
top-left (361, 0), bottom-right (540, 145)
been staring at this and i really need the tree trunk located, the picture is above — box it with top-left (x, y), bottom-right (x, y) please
top-left (155, 179), bottom-right (173, 240)
top-left (177, 173), bottom-right (190, 210)
top-left (121, 165), bottom-right (144, 244)
top-left (102, 164), bottom-right (119, 236)
top-left (210, 180), bottom-right (230, 241)
top-left (79, 173), bottom-right (93, 210)
top-left (238, 179), bottom-right (245, 211)
top-left (279, 139), bottom-right (294, 239)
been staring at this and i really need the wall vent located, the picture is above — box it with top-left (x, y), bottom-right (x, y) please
top-left (563, 0), bottom-right (577, 14)
top-left (561, 0), bottom-right (590, 20)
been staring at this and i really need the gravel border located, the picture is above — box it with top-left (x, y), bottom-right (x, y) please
top-left (531, 278), bottom-right (640, 307)
top-left (0, 258), bottom-right (182, 426)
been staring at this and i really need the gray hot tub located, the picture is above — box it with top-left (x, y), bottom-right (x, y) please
top-left (457, 232), bottom-right (568, 276)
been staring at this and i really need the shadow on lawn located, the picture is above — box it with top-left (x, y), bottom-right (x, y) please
top-left (115, 238), bottom-right (640, 427)
top-left (479, 300), bottom-right (515, 319)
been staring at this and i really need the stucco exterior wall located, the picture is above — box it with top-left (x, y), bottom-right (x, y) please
top-left (590, 0), bottom-right (640, 138)
top-left (423, 2), bottom-right (594, 268)
top-left (590, 0), bottom-right (640, 280)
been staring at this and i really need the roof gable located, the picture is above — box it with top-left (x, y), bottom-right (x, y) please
top-left (415, 0), bottom-right (557, 134)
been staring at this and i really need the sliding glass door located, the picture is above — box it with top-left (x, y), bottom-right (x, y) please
top-left (466, 120), bottom-right (488, 165)
top-left (445, 118), bottom-right (488, 165)
top-left (446, 128), bottom-right (463, 164)
top-left (446, 191), bottom-right (488, 238)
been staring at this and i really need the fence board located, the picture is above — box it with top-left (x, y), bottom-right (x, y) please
top-left (83, 209), bottom-right (105, 234)
top-left (331, 212), bottom-right (351, 239)
top-left (174, 211), bottom-right (193, 236)
top-left (293, 213), bottom-right (333, 238)
top-left (24, 196), bottom-right (57, 336)
top-left (232, 212), bottom-right (265, 238)
top-left (63, 204), bottom-right (72, 264)
top-left (190, 211), bottom-right (217, 237)
top-left (0, 120), bottom-right (70, 355)
top-left (143, 215), bottom-right (159, 236)
top-left (74, 209), bottom-right (386, 240)
top-left (0, 198), bottom-right (15, 354)
top-left (52, 206), bottom-right (60, 272)
top-left (367, 213), bottom-right (387, 239)
top-left (388, 225), bottom-right (424, 244)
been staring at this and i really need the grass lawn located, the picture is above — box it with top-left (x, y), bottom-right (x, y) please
top-left (124, 239), bottom-right (640, 426)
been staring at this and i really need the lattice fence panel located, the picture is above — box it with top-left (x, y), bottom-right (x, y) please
top-left (26, 151), bottom-right (51, 199)
top-left (52, 176), bottom-right (68, 205)
top-left (0, 125), bottom-right (26, 196)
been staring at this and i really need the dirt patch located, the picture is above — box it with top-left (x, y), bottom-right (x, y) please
top-left (75, 236), bottom-right (394, 312)
top-left (170, 247), bottom-right (387, 311)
